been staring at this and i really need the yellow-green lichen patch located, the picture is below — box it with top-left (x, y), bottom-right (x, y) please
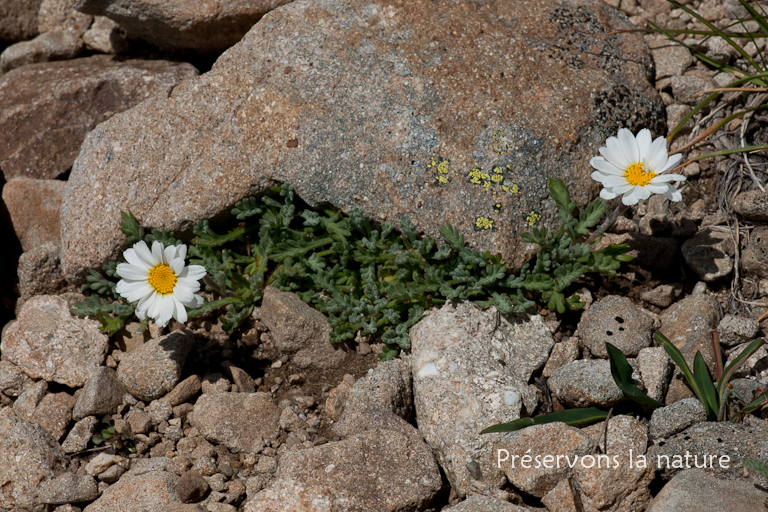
top-left (493, 203), bottom-right (502, 213)
top-left (475, 216), bottom-right (495, 230)
top-left (492, 128), bottom-right (512, 157)
top-left (467, 164), bottom-right (519, 195)
top-left (428, 157), bottom-right (451, 185)
top-left (526, 211), bottom-right (542, 226)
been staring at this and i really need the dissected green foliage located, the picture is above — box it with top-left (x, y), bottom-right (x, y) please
top-left (72, 180), bottom-right (631, 359)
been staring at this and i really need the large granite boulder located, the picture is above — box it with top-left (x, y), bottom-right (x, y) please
top-left (60, 0), bottom-right (663, 284)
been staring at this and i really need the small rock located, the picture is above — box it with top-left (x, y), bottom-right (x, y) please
top-left (324, 381), bottom-right (351, 421)
top-left (82, 470), bottom-right (183, 512)
top-left (259, 287), bottom-right (346, 370)
top-left (442, 494), bottom-right (535, 511)
top-left (541, 478), bottom-right (580, 512)
top-left (542, 338), bottom-right (580, 378)
top-left (12, 379), bottom-right (47, 421)
top-left (73, 367), bottom-right (125, 420)
top-left (333, 398), bottom-right (419, 441)
top-left (0, 420), bottom-right (68, 510)
top-left (0, 29), bottom-right (83, 73)
top-left (346, 358), bottom-right (412, 419)
top-left (646, 34), bottom-right (693, 79)
top-left (117, 330), bottom-right (194, 401)
top-left (1, 295), bottom-right (108, 387)
top-left (640, 283), bottom-right (683, 308)
top-left (577, 295), bottom-right (654, 358)
top-left (0, 360), bottom-right (33, 397)
top-left (17, 243), bottom-right (68, 299)
top-left (647, 469), bottom-right (768, 512)
top-left (636, 346), bottom-right (673, 403)
top-left (742, 226), bottom-right (768, 280)
top-left (98, 464), bottom-right (126, 483)
top-left (223, 363), bottom-right (255, 393)
top-left (497, 422), bottom-right (593, 498)
top-left (718, 314), bottom-right (760, 347)
top-left (38, 0), bottom-right (93, 33)
top-left (659, 294), bottom-right (721, 371)
top-left (733, 189), bottom-right (768, 221)
top-left (648, 398), bottom-right (707, 441)
top-left (126, 409), bottom-right (152, 435)
top-left (3, 178), bottom-right (67, 252)
top-left (681, 227), bottom-right (734, 282)
top-left (147, 399), bottom-right (173, 425)
top-left (61, 416), bottom-right (99, 453)
top-left (178, 469), bottom-right (209, 503)
top-left (189, 393), bottom-right (281, 453)
top-left (38, 472), bottom-right (99, 505)
top-left (163, 374), bottom-right (202, 406)
top-left (30, 391), bottom-right (75, 441)
top-left (279, 407), bottom-right (307, 433)
top-left (671, 75), bottom-right (716, 105)
top-left (85, 452), bottom-right (125, 477)
top-left (82, 16), bottom-right (128, 54)
top-left (548, 359), bottom-right (625, 407)
top-left (243, 430), bottom-right (441, 512)
top-left (201, 373), bottom-right (230, 394)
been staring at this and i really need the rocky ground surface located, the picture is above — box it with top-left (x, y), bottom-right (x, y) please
top-left (1, 0), bottom-right (768, 511)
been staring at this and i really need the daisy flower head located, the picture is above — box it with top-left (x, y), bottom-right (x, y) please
top-left (115, 240), bottom-right (206, 328)
top-left (590, 128), bottom-right (686, 206)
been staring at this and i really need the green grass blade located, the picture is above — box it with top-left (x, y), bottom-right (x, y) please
top-left (656, 332), bottom-right (709, 411)
top-left (606, 342), bottom-right (665, 408)
top-left (480, 408), bottom-right (609, 434)
top-left (737, 0), bottom-right (768, 40)
top-left (718, 338), bottom-right (765, 401)
top-left (741, 387), bottom-right (768, 415)
top-left (693, 352), bottom-right (719, 420)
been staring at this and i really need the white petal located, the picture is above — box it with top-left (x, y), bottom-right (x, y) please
top-left (180, 265), bottom-right (206, 281)
top-left (152, 295), bottom-right (174, 327)
top-left (151, 241), bottom-right (165, 264)
top-left (622, 189), bottom-right (640, 205)
top-left (176, 244), bottom-right (187, 260)
top-left (643, 183), bottom-right (670, 194)
top-left (188, 294), bottom-right (204, 309)
top-left (650, 173), bottom-right (686, 183)
top-left (645, 136), bottom-right (669, 172)
top-left (618, 129), bottom-right (640, 163)
top-left (163, 245), bottom-right (176, 265)
top-left (116, 263), bottom-right (149, 281)
top-left (661, 153), bottom-right (683, 172)
top-left (665, 187), bottom-right (683, 202)
top-left (590, 157), bottom-right (626, 176)
top-left (133, 241), bottom-right (157, 267)
top-left (634, 185), bottom-right (652, 201)
top-left (600, 144), bottom-right (632, 169)
top-left (116, 280), bottom-right (154, 302)
top-left (123, 248), bottom-right (149, 270)
top-left (170, 257), bottom-right (185, 276)
top-left (136, 291), bottom-right (157, 318)
top-left (612, 184), bottom-right (635, 195)
top-left (636, 129), bottom-right (652, 159)
top-left (600, 175), bottom-right (631, 187)
top-left (600, 188), bottom-right (619, 200)
top-left (172, 283), bottom-right (195, 303)
top-left (172, 296), bottom-right (188, 324)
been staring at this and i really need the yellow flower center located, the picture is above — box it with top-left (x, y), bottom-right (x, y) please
top-left (624, 162), bottom-right (656, 187)
top-left (148, 264), bottom-right (177, 295)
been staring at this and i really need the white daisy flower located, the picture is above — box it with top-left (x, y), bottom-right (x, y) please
top-left (590, 128), bottom-right (686, 206)
top-left (115, 240), bottom-right (206, 328)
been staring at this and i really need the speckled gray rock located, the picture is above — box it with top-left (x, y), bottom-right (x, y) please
top-left (548, 359), bottom-right (625, 408)
top-left (497, 422), bottom-right (593, 498)
top-left (718, 314), bottom-right (760, 347)
top-left (542, 337), bottom-right (579, 378)
top-left (0, 360), bottom-right (33, 397)
top-left (244, 430), bottom-right (442, 512)
top-left (641, 283), bottom-right (683, 308)
top-left (0, 55), bottom-right (198, 180)
top-left (647, 418), bottom-right (768, 481)
top-left (3, 178), bottom-right (66, 252)
top-left (658, 294), bottom-right (721, 371)
top-left (13, 379), bottom-right (47, 422)
top-left (117, 330), bottom-right (194, 401)
top-left (61, 415), bottom-right (99, 453)
top-left (572, 416), bottom-right (654, 512)
top-left (733, 189), bottom-right (768, 221)
top-left (637, 346), bottom-right (673, 402)
top-left (681, 228), bottom-right (734, 282)
top-left (648, 398), bottom-right (706, 442)
top-left (60, 0), bottom-right (664, 284)
top-left (577, 295), bottom-right (653, 358)
top-left (0, 28), bottom-right (83, 73)
top-left (73, 0), bottom-right (294, 53)
top-left (17, 243), bottom-right (68, 299)
top-left (742, 225), bottom-right (768, 280)
top-left (647, 469), bottom-right (768, 512)
top-left (333, 398), bottom-right (418, 441)
top-left (73, 366), bottom-right (125, 420)
top-left (82, 471), bottom-right (184, 512)
top-left (189, 393), bottom-right (280, 453)
top-left (0, 419), bottom-right (68, 511)
top-left (410, 302), bottom-right (553, 497)
top-left (1, 295), bottom-right (108, 387)
top-left (647, 34), bottom-right (692, 79)
top-left (37, 472), bottom-right (99, 505)
top-left (671, 75), bottom-right (716, 105)
top-left (442, 495), bottom-right (537, 512)
top-left (347, 358), bottom-right (412, 419)
top-left (258, 287), bottom-right (346, 370)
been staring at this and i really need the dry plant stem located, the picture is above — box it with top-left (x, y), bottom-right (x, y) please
top-left (717, 385), bottom-right (732, 422)
top-left (586, 203), bottom-right (630, 244)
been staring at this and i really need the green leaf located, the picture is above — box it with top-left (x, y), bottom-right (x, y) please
top-left (693, 352), bottom-right (719, 420)
top-left (657, 332), bottom-right (712, 418)
top-left (606, 342), bottom-right (665, 408)
top-left (548, 178), bottom-right (575, 215)
top-left (438, 223), bottom-right (464, 251)
top-left (481, 407), bottom-right (609, 434)
top-left (743, 457), bottom-right (768, 481)
top-left (120, 211), bottom-right (144, 244)
top-left (718, 338), bottom-right (765, 402)
top-left (740, 387), bottom-right (768, 415)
